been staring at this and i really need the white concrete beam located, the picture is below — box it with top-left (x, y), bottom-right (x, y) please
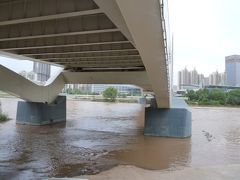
top-left (115, 0), bottom-right (170, 108)
top-left (0, 64), bottom-right (151, 102)
top-left (0, 9), bottom-right (102, 26)
top-left (0, 29), bottom-right (119, 42)
top-left (93, 0), bottom-right (135, 45)
top-left (0, 65), bottom-right (65, 103)
top-left (40, 55), bottom-right (141, 61)
top-left (0, 41), bottom-right (130, 51)
top-left (63, 71), bottom-right (151, 90)
top-left (59, 62), bottom-right (143, 68)
top-left (21, 49), bottom-right (138, 56)
top-left (55, 58), bottom-right (141, 63)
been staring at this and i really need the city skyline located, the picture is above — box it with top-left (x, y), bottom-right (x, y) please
top-left (178, 55), bottom-right (240, 89)
top-left (178, 67), bottom-right (226, 90)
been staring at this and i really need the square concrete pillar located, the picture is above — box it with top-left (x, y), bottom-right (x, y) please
top-left (144, 98), bottom-right (192, 138)
top-left (16, 96), bottom-right (66, 125)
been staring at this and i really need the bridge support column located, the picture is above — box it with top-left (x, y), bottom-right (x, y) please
top-left (144, 98), bottom-right (191, 138)
top-left (16, 96), bottom-right (66, 125)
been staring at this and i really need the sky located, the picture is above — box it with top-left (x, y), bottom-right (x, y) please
top-left (168, 0), bottom-right (240, 83)
top-left (0, 0), bottom-right (240, 84)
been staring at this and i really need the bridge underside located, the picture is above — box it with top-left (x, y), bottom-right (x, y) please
top-left (0, 0), bottom-right (191, 137)
top-left (0, 0), bottom-right (170, 108)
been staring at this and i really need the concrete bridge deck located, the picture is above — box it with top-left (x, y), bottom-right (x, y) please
top-left (0, 0), bottom-right (191, 138)
top-left (0, 0), bottom-right (170, 108)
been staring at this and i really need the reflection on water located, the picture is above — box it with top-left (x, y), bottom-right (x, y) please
top-left (0, 98), bottom-right (240, 179)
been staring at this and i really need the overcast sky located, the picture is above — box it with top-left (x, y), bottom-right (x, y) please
top-left (168, 0), bottom-right (240, 80)
top-left (0, 0), bottom-right (239, 84)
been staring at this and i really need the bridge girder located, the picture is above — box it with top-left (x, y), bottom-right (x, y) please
top-left (0, 0), bottom-right (170, 108)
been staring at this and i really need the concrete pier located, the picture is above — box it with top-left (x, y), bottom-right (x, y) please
top-left (16, 96), bottom-right (66, 125)
top-left (144, 98), bottom-right (191, 138)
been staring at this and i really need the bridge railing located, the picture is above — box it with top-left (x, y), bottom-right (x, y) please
top-left (159, 0), bottom-right (173, 99)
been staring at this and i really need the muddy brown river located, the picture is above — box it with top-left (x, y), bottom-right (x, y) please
top-left (0, 98), bottom-right (240, 179)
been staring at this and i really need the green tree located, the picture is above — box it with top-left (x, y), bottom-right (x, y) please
top-left (103, 87), bottom-right (118, 102)
top-left (209, 89), bottom-right (226, 105)
top-left (226, 89), bottom-right (240, 105)
top-left (72, 88), bottom-right (82, 94)
top-left (196, 88), bottom-right (209, 102)
top-left (186, 90), bottom-right (198, 101)
top-left (65, 88), bottom-right (73, 94)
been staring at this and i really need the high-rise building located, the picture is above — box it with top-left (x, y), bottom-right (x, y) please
top-left (203, 77), bottom-right (210, 86)
top-left (178, 67), bottom-right (204, 90)
top-left (190, 68), bottom-right (199, 85)
top-left (225, 55), bottom-right (240, 87)
top-left (33, 62), bottom-right (51, 82)
top-left (178, 68), bottom-right (190, 89)
top-left (209, 71), bottom-right (221, 85)
top-left (204, 71), bottom-right (226, 86)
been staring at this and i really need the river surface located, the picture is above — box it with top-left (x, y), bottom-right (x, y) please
top-left (0, 98), bottom-right (240, 179)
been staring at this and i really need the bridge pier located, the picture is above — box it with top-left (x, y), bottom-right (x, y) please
top-left (144, 98), bottom-right (192, 138)
top-left (16, 96), bottom-right (66, 125)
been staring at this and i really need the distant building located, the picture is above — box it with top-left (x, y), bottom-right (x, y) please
top-left (33, 62), bottom-right (51, 82)
top-left (27, 71), bottom-right (37, 81)
top-left (178, 67), bottom-right (204, 90)
top-left (178, 68), bottom-right (190, 90)
top-left (209, 71), bottom-right (226, 86)
top-left (91, 84), bottom-right (141, 95)
top-left (64, 84), bottom-right (92, 94)
top-left (190, 68), bottom-right (199, 85)
top-left (64, 84), bottom-right (142, 95)
top-left (19, 70), bottom-right (27, 78)
top-left (78, 84), bottom-right (92, 93)
top-left (204, 85), bottom-right (240, 92)
top-left (178, 67), bottom-right (226, 90)
top-left (203, 77), bottom-right (210, 86)
top-left (225, 55), bottom-right (240, 87)
top-left (19, 70), bottom-right (37, 82)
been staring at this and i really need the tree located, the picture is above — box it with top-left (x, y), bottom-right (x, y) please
top-left (186, 90), bottom-right (198, 101)
top-left (209, 89), bottom-right (226, 105)
top-left (196, 89), bottom-right (209, 102)
top-left (102, 87), bottom-right (118, 102)
top-left (72, 88), bottom-right (82, 94)
top-left (226, 89), bottom-right (240, 105)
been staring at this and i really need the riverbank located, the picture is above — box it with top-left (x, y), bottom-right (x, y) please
top-left (67, 94), bottom-right (140, 103)
top-left (0, 91), bottom-right (142, 103)
top-left (189, 104), bottom-right (240, 108)
top-left (79, 164), bottom-right (240, 180)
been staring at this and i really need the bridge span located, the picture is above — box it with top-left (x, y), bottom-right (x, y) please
top-left (0, 0), bottom-right (191, 138)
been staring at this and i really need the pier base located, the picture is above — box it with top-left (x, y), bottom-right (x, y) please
top-left (16, 96), bottom-right (66, 125)
top-left (144, 98), bottom-right (191, 138)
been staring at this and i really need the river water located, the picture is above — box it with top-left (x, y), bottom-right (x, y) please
top-left (0, 98), bottom-right (240, 179)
